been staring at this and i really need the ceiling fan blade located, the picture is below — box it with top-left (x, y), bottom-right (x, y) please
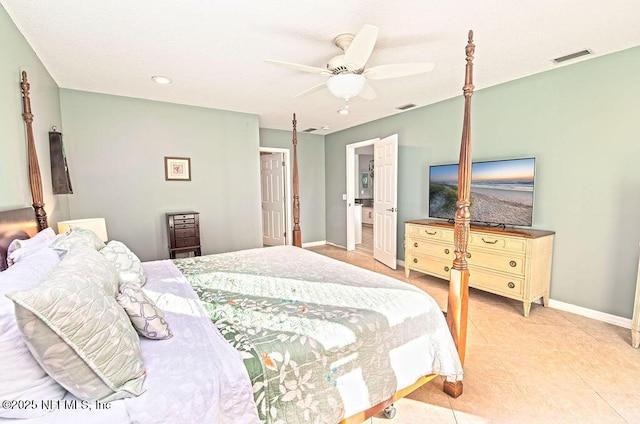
top-left (265, 59), bottom-right (331, 75)
top-left (358, 82), bottom-right (377, 100)
top-left (343, 24), bottom-right (379, 71)
top-left (293, 81), bottom-right (328, 99)
top-left (364, 63), bottom-right (435, 80)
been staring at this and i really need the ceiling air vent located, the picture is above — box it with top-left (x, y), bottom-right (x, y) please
top-left (552, 49), bottom-right (592, 64)
top-left (302, 127), bottom-right (317, 133)
top-left (396, 103), bottom-right (417, 111)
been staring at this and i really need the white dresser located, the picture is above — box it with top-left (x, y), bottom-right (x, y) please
top-left (405, 220), bottom-right (555, 317)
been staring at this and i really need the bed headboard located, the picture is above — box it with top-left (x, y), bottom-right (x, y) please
top-left (0, 207), bottom-right (39, 237)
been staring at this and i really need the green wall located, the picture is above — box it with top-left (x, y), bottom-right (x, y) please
top-left (326, 46), bottom-right (640, 318)
top-left (259, 128), bottom-right (326, 244)
top-left (0, 5), bottom-right (68, 223)
top-left (59, 89), bottom-right (264, 261)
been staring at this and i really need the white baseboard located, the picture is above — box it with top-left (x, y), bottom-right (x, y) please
top-left (301, 240), bottom-right (327, 248)
top-left (548, 299), bottom-right (632, 329)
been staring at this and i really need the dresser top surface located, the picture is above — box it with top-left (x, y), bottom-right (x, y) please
top-left (405, 219), bottom-right (555, 239)
top-left (166, 211), bottom-right (199, 216)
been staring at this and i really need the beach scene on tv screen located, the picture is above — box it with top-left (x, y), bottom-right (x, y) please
top-left (429, 158), bottom-right (535, 226)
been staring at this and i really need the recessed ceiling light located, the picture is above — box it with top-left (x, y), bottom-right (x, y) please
top-left (151, 75), bottom-right (172, 84)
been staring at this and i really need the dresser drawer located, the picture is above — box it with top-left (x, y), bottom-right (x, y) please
top-left (406, 224), bottom-right (454, 242)
top-left (174, 223), bottom-right (194, 230)
top-left (407, 237), bottom-right (454, 261)
top-left (173, 217), bottom-right (195, 225)
top-left (174, 237), bottom-right (197, 248)
top-left (469, 233), bottom-right (527, 254)
top-left (468, 249), bottom-right (525, 275)
top-left (470, 268), bottom-right (524, 298)
top-left (175, 228), bottom-right (196, 238)
top-left (407, 252), bottom-right (452, 279)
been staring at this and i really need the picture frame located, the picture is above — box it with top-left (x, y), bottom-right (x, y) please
top-left (361, 172), bottom-right (369, 189)
top-left (164, 157), bottom-right (191, 181)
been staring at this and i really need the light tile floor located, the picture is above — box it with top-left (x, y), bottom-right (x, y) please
top-left (306, 244), bottom-right (640, 424)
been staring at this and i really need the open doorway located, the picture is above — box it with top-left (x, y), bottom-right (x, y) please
top-left (259, 148), bottom-right (292, 246)
top-left (346, 135), bottom-right (399, 269)
top-left (346, 138), bottom-right (376, 255)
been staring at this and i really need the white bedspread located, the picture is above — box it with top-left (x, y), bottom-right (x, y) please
top-left (5, 260), bottom-right (259, 424)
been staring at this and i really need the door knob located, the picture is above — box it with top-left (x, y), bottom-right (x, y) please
top-left (386, 207), bottom-right (397, 212)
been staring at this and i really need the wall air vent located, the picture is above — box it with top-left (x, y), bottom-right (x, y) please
top-left (552, 49), bottom-right (592, 64)
top-left (396, 103), bottom-right (417, 111)
top-left (302, 127), bottom-right (317, 133)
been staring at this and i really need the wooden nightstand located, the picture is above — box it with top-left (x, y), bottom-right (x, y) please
top-left (166, 212), bottom-right (201, 259)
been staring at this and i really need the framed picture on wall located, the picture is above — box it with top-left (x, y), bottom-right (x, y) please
top-left (361, 172), bottom-right (369, 189)
top-left (164, 157), bottom-right (191, 181)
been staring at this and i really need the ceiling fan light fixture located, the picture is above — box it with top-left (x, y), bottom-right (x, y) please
top-left (337, 104), bottom-right (350, 115)
top-left (327, 74), bottom-right (366, 100)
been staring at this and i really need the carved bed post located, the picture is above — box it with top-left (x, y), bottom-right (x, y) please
top-left (291, 113), bottom-right (302, 247)
top-left (443, 30), bottom-right (475, 399)
top-left (20, 71), bottom-right (48, 231)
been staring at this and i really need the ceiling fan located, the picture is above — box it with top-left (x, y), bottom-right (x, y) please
top-left (265, 24), bottom-right (434, 109)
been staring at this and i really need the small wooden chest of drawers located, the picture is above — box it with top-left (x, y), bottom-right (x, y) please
top-left (166, 212), bottom-right (201, 259)
top-left (405, 219), bottom-right (555, 317)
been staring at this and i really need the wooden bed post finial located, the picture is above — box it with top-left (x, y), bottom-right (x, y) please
top-left (20, 71), bottom-right (48, 231)
top-left (443, 30), bottom-right (475, 398)
top-left (292, 113), bottom-right (302, 247)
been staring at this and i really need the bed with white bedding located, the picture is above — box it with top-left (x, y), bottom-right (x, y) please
top-left (0, 219), bottom-right (462, 424)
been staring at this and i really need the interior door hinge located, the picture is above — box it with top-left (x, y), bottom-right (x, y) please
top-left (282, 161), bottom-right (286, 166)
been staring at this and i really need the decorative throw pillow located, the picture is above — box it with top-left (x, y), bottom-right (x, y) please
top-left (6, 246), bottom-right (146, 402)
top-left (50, 227), bottom-right (105, 252)
top-left (0, 247), bottom-right (66, 419)
top-left (117, 283), bottom-right (172, 340)
top-left (100, 240), bottom-right (147, 286)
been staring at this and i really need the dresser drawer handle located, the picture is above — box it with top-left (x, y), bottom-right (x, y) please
top-left (413, 258), bottom-right (418, 263)
top-left (425, 230), bottom-right (437, 235)
top-left (466, 252), bottom-right (471, 258)
top-left (508, 282), bottom-right (515, 289)
top-left (481, 238), bottom-right (498, 244)
top-left (444, 248), bottom-right (449, 254)
top-left (414, 242), bottom-right (419, 248)
top-left (444, 266), bottom-right (450, 272)
top-left (509, 260), bottom-right (517, 267)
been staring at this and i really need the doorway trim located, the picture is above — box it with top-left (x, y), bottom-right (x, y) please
top-left (259, 147), bottom-right (292, 246)
top-left (346, 138), bottom-right (378, 251)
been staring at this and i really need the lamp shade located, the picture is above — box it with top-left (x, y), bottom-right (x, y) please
top-left (326, 74), bottom-right (366, 100)
top-left (57, 218), bottom-right (108, 242)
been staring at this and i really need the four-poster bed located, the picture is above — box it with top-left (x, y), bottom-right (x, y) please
top-left (1, 31), bottom-right (476, 424)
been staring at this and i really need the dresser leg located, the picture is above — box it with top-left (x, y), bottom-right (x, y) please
top-left (523, 302), bottom-right (531, 318)
top-left (405, 267), bottom-right (410, 278)
top-left (632, 329), bottom-right (640, 348)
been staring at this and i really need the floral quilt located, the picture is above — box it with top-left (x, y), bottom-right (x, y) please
top-left (173, 246), bottom-right (462, 424)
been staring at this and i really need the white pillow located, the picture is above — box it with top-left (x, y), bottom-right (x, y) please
top-left (100, 241), bottom-right (147, 286)
top-left (6, 235), bottom-right (62, 268)
top-left (50, 227), bottom-right (105, 252)
top-left (0, 247), bottom-right (66, 419)
top-left (6, 227), bottom-right (56, 257)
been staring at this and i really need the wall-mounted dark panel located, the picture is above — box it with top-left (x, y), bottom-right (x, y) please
top-left (49, 131), bottom-right (73, 194)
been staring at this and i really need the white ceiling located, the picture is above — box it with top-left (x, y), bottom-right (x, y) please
top-left (3, 0), bottom-right (640, 134)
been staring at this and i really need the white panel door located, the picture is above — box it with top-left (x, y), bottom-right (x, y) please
top-left (373, 134), bottom-right (398, 269)
top-left (260, 153), bottom-right (285, 246)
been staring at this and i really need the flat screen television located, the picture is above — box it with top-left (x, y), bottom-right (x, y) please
top-left (428, 157), bottom-right (536, 227)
